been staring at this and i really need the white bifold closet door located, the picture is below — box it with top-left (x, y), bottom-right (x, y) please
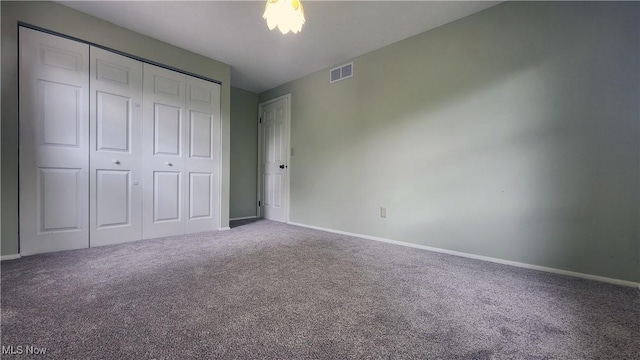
top-left (89, 47), bottom-right (143, 246)
top-left (19, 27), bottom-right (221, 255)
top-left (19, 27), bottom-right (90, 255)
top-left (142, 64), bottom-right (221, 239)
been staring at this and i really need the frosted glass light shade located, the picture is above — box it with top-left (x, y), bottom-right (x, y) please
top-left (263, 0), bottom-right (306, 35)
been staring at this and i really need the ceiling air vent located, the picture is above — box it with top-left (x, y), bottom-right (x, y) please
top-left (329, 62), bottom-right (353, 83)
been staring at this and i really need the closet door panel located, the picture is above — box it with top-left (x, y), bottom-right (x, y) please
top-left (19, 27), bottom-right (90, 255)
top-left (184, 76), bottom-right (221, 233)
top-left (90, 47), bottom-right (143, 247)
top-left (142, 64), bottom-right (187, 239)
top-left (96, 170), bottom-right (130, 227)
top-left (96, 92), bottom-right (130, 152)
top-left (154, 104), bottom-right (182, 156)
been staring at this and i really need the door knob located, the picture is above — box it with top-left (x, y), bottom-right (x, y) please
top-left (133, 181), bottom-right (139, 186)
top-left (279, 164), bottom-right (285, 169)
top-left (166, 162), bottom-right (173, 167)
top-left (113, 160), bottom-right (120, 165)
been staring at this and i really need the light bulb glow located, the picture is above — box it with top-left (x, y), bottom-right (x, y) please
top-left (263, 0), bottom-right (305, 35)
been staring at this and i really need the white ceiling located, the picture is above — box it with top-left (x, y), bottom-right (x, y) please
top-left (59, 1), bottom-right (501, 93)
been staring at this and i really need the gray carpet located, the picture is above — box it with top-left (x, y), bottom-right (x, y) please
top-left (1, 219), bottom-right (638, 359)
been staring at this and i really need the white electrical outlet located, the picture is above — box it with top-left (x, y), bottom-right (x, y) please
top-left (380, 207), bottom-right (387, 218)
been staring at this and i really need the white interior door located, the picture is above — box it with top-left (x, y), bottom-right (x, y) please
top-left (184, 76), bottom-right (221, 233)
top-left (142, 64), bottom-right (187, 239)
top-left (19, 27), bottom-right (90, 255)
top-left (89, 47), bottom-right (143, 247)
top-left (260, 95), bottom-right (290, 222)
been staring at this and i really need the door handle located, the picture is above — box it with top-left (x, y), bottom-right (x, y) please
top-left (166, 162), bottom-right (173, 167)
top-left (113, 160), bottom-right (120, 165)
top-left (279, 164), bottom-right (287, 169)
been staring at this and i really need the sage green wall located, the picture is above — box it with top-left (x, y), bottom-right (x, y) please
top-left (1, 1), bottom-right (232, 256)
top-left (230, 87), bottom-right (258, 219)
top-left (260, 1), bottom-right (640, 282)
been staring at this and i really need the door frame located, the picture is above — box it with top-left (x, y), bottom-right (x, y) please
top-left (257, 94), bottom-right (291, 223)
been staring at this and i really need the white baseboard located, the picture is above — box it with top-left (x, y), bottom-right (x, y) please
top-left (288, 221), bottom-right (640, 289)
top-left (1, 254), bottom-right (22, 261)
top-left (218, 227), bottom-right (231, 231)
top-left (230, 216), bottom-right (258, 221)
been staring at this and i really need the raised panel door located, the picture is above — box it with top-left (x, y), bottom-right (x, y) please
top-left (184, 76), bottom-right (220, 233)
top-left (261, 97), bottom-right (288, 222)
top-left (90, 46), bottom-right (143, 247)
top-left (142, 64), bottom-right (187, 239)
top-left (19, 27), bottom-right (90, 255)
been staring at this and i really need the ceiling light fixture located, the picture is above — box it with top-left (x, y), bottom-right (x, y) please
top-left (263, 0), bottom-right (306, 35)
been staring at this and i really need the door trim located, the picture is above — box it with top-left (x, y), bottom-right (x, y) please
top-left (257, 94), bottom-right (291, 223)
